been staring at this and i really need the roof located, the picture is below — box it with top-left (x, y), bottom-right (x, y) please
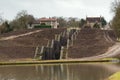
top-left (39, 18), bottom-right (57, 22)
top-left (32, 20), bottom-right (40, 24)
top-left (86, 17), bottom-right (102, 23)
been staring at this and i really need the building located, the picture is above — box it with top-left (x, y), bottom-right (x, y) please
top-left (39, 17), bottom-right (58, 28)
top-left (86, 16), bottom-right (102, 28)
top-left (28, 17), bottom-right (59, 29)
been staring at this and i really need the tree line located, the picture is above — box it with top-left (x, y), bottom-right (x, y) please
top-left (111, 0), bottom-right (120, 39)
top-left (0, 10), bottom-right (35, 34)
top-left (0, 10), bottom-right (107, 34)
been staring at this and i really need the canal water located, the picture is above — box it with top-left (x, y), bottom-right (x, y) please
top-left (0, 63), bottom-right (119, 80)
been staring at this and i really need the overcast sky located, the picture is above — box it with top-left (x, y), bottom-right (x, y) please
top-left (0, 0), bottom-right (115, 21)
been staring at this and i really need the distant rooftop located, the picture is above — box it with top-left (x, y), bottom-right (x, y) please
top-left (86, 17), bottom-right (102, 23)
top-left (32, 17), bottom-right (57, 24)
top-left (39, 17), bottom-right (57, 22)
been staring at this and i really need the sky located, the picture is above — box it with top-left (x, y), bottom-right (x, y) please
top-left (0, 0), bottom-right (115, 22)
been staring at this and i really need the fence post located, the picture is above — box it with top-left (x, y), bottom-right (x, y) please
top-left (60, 46), bottom-right (64, 59)
top-left (67, 29), bottom-right (70, 38)
top-left (51, 39), bottom-right (54, 48)
top-left (47, 40), bottom-right (50, 47)
top-left (58, 34), bottom-right (61, 41)
top-left (74, 33), bottom-right (77, 40)
top-left (71, 35), bottom-right (74, 46)
top-left (76, 30), bottom-right (79, 35)
top-left (60, 32), bottom-right (63, 37)
top-left (39, 46), bottom-right (44, 59)
top-left (67, 39), bottom-right (70, 49)
top-left (55, 34), bottom-right (58, 41)
top-left (63, 31), bottom-right (66, 37)
top-left (34, 45), bottom-right (39, 59)
top-left (65, 49), bottom-right (68, 59)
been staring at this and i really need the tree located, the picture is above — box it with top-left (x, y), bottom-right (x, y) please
top-left (79, 19), bottom-right (86, 28)
top-left (93, 23), bottom-right (100, 28)
top-left (10, 10), bottom-right (35, 30)
top-left (67, 17), bottom-right (79, 27)
top-left (101, 17), bottom-right (107, 27)
top-left (0, 21), bottom-right (12, 33)
top-left (57, 17), bottom-right (67, 27)
top-left (0, 14), bottom-right (4, 25)
top-left (0, 17), bottom-right (2, 25)
top-left (111, 0), bottom-right (120, 38)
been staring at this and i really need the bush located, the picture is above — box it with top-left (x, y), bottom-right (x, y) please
top-left (34, 25), bottom-right (52, 28)
top-left (0, 21), bottom-right (13, 34)
top-left (93, 23), bottom-right (100, 28)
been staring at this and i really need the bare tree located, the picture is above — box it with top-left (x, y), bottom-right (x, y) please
top-left (10, 10), bottom-right (35, 30)
top-left (111, 0), bottom-right (120, 39)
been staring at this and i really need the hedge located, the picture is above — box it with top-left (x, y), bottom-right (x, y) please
top-left (34, 25), bottom-right (52, 28)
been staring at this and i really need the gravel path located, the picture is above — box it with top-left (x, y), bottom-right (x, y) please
top-left (0, 30), bottom-right (42, 41)
top-left (79, 43), bottom-right (120, 60)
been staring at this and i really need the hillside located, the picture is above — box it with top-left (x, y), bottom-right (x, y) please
top-left (0, 28), bottom-right (66, 61)
top-left (0, 28), bottom-right (117, 61)
top-left (68, 28), bottom-right (116, 58)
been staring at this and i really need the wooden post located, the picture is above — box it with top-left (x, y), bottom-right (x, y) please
top-left (34, 45), bottom-right (39, 59)
top-left (67, 39), bottom-right (70, 49)
top-left (74, 33), bottom-right (77, 40)
top-left (65, 50), bottom-right (68, 59)
top-left (63, 31), bottom-right (66, 37)
top-left (76, 30), bottom-right (79, 35)
top-left (51, 39), bottom-right (54, 48)
top-left (39, 46), bottom-right (44, 59)
top-left (66, 29), bottom-right (70, 37)
top-left (71, 35), bottom-right (74, 46)
top-left (47, 40), bottom-right (50, 47)
top-left (60, 46), bottom-right (64, 59)
top-left (60, 32), bottom-right (63, 37)
top-left (58, 34), bottom-right (61, 41)
top-left (55, 34), bottom-right (58, 41)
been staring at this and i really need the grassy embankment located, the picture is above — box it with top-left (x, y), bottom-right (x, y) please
top-left (0, 58), bottom-right (119, 65)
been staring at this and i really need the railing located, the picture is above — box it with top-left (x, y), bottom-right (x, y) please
top-left (34, 28), bottom-right (80, 60)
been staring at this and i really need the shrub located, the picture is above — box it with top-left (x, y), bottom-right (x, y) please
top-left (93, 23), bottom-right (100, 28)
top-left (34, 25), bottom-right (52, 28)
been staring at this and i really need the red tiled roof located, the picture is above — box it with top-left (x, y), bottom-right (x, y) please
top-left (39, 18), bottom-right (57, 22)
top-left (86, 17), bottom-right (102, 23)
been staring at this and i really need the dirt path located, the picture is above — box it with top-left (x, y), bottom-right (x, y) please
top-left (79, 42), bottom-right (120, 60)
top-left (73, 30), bottom-right (120, 60)
top-left (104, 31), bottom-right (115, 43)
top-left (0, 30), bottom-right (42, 41)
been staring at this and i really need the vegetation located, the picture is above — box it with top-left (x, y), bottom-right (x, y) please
top-left (0, 9), bottom-right (107, 34)
top-left (0, 10), bottom-right (35, 34)
top-left (79, 19), bottom-right (86, 28)
top-left (93, 23), bottom-right (100, 28)
top-left (10, 10), bottom-right (35, 31)
top-left (101, 17), bottom-right (107, 27)
top-left (0, 21), bottom-right (13, 34)
top-left (111, 0), bottom-right (120, 38)
top-left (34, 25), bottom-right (51, 28)
top-left (67, 17), bottom-right (79, 27)
top-left (106, 72), bottom-right (120, 80)
top-left (57, 17), bottom-right (67, 27)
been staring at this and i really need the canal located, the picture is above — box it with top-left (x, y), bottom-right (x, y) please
top-left (0, 63), bottom-right (119, 80)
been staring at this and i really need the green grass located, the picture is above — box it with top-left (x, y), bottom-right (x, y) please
top-left (0, 58), bottom-right (119, 66)
top-left (106, 72), bottom-right (120, 80)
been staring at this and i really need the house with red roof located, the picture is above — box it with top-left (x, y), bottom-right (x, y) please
top-left (39, 17), bottom-right (58, 28)
top-left (86, 16), bottom-right (102, 28)
top-left (28, 17), bottom-right (59, 29)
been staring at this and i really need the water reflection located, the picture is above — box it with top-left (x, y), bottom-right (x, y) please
top-left (0, 63), bottom-right (118, 80)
